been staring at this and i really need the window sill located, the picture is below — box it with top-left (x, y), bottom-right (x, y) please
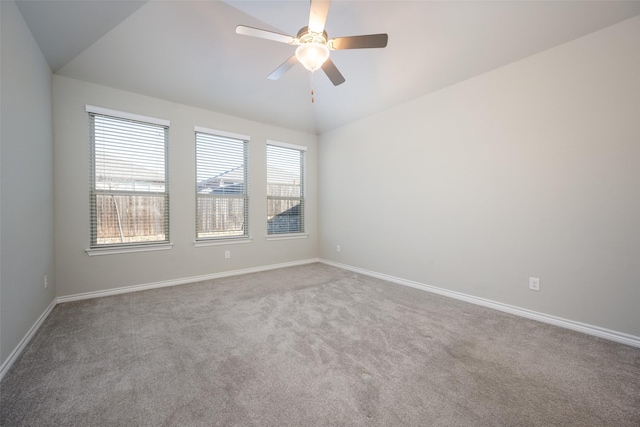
top-left (86, 243), bottom-right (174, 256)
top-left (266, 233), bottom-right (308, 241)
top-left (194, 237), bottom-right (252, 248)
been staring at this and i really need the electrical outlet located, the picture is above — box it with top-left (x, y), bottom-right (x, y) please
top-left (225, 250), bottom-right (231, 259)
top-left (44, 275), bottom-right (48, 289)
top-left (529, 277), bottom-right (540, 291)
top-left (336, 245), bottom-right (341, 252)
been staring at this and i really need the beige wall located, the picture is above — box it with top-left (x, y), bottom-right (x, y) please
top-left (53, 76), bottom-right (318, 297)
top-left (319, 16), bottom-right (640, 336)
top-left (1, 1), bottom-right (56, 366)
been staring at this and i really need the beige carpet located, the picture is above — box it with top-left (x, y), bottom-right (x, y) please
top-left (1, 263), bottom-right (639, 426)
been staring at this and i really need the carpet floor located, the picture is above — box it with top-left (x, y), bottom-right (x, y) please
top-left (1, 263), bottom-right (639, 426)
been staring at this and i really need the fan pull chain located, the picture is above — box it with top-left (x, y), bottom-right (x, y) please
top-left (310, 71), bottom-right (315, 103)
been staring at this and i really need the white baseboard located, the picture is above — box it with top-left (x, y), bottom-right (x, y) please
top-left (3, 257), bottom-right (636, 383)
top-left (56, 258), bottom-right (321, 303)
top-left (320, 259), bottom-right (640, 348)
top-left (0, 298), bottom-right (57, 381)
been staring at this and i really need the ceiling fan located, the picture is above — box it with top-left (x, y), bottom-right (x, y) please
top-left (235, 0), bottom-right (388, 87)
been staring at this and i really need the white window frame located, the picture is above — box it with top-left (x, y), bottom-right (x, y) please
top-left (194, 126), bottom-right (250, 244)
top-left (266, 140), bottom-right (307, 238)
top-left (86, 105), bottom-right (172, 256)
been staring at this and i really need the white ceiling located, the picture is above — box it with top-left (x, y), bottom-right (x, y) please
top-left (16, 0), bottom-right (640, 134)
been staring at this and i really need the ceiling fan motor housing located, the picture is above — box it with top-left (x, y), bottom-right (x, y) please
top-left (296, 26), bottom-right (329, 45)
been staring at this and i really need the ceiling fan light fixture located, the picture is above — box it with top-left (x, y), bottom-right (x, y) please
top-left (295, 42), bottom-right (330, 72)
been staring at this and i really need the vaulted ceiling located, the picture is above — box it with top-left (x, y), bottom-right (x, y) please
top-left (16, 0), bottom-right (640, 134)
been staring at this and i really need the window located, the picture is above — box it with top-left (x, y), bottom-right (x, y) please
top-left (88, 106), bottom-right (169, 249)
top-left (266, 141), bottom-right (306, 235)
top-left (195, 127), bottom-right (249, 240)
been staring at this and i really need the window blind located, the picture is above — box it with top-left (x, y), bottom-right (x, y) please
top-left (266, 143), bottom-right (305, 235)
top-left (89, 111), bottom-right (169, 248)
top-left (196, 131), bottom-right (249, 240)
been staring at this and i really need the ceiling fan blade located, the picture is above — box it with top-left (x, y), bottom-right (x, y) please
top-left (330, 34), bottom-right (388, 50)
top-left (268, 55), bottom-right (298, 80)
top-left (321, 58), bottom-right (345, 86)
top-left (236, 25), bottom-right (294, 44)
top-left (308, 0), bottom-right (331, 34)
